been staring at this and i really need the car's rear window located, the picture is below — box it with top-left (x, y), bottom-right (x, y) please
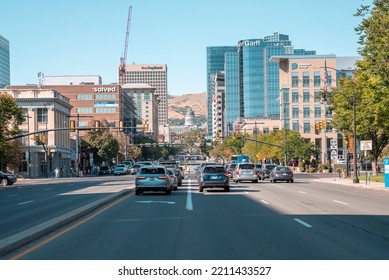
top-left (265, 165), bottom-right (277, 170)
top-left (239, 164), bottom-right (255, 169)
top-left (203, 167), bottom-right (225, 173)
top-left (277, 167), bottom-right (291, 172)
top-left (139, 168), bottom-right (166, 174)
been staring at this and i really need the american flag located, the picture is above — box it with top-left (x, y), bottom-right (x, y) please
top-left (324, 59), bottom-right (329, 92)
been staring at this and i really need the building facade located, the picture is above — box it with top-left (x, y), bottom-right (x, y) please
top-left (4, 88), bottom-right (72, 178)
top-left (44, 75), bottom-right (102, 85)
top-left (210, 72), bottom-right (226, 142)
top-left (0, 34), bottom-right (10, 88)
top-left (206, 46), bottom-right (237, 136)
top-left (120, 64), bottom-right (168, 127)
top-left (270, 54), bottom-right (345, 164)
top-left (122, 83), bottom-right (159, 141)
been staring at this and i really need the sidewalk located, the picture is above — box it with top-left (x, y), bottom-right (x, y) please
top-left (312, 176), bottom-right (389, 192)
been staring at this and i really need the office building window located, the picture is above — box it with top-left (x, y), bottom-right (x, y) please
top-left (303, 121), bottom-right (311, 133)
top-left (303, 72), bottom-right (310, 87)
top-left (292, 120), bottom-right (299, 132)
top-left (95, 107), bottom-right (116, 113)
top-left (77, 107), bottom-right (93, 114)
top-left (77, 94), bottom-right (93, 100)
top-left (95, 94), bottom-right (116, 99)
top-left (292, 72), bottom-right (298, 87)
top-left (314, 72), bottom-right (321, 87)
top-left (303, 106), bottom-right (310, 118)
top-left (263, 127), bottom-right (269, 134)
top-left (292, 90), bottom-right (299, 103)
top-left (314, 90), bottom-right (321, 103)
top-left (37, 108), bottom-right (47, 123)
top-left (292, 106), bottom-right (299, 118)
top-left (303, 90), bottom-right (310, 103)
top-left (314, 106), bottom-right (321, 118)
top-left (327, 71), bottom-right (333, 87)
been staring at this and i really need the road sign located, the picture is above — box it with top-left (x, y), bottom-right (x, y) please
top-left (330, 139), bottom-right (337, 145)
top-left (331, 150), bottom-right (337, 156)
top-left (360, 140), bottom-right (372, 151)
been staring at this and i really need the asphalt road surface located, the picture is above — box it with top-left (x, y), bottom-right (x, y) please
top-left (3, 173), bottom-right (389, 260)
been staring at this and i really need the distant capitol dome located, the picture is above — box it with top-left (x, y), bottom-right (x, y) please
top-left (184, 108), bottom-right (196, 126)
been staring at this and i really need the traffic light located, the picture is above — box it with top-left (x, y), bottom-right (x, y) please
top-left (39, 133), bottom-right (46, 145)
top-left (216, 131), bottom-right (220, 140)
top-left (197, 133), bottom-right (201, 140)
top-left (70, 120), bottom-right (76, 132)
top-left (344, 134), bottom-right (349, 147)
top-left (95, 120), bottom-right (100, 132)
top-left (322, 120), bottom-right (327, 130)
top-left (232, 132), bottom-right (236, 139)
top-left (315, 122), bottom-right (320, 131)
top-left (47, 149), bottom-right (51, 157)
top-left (119, 120), bottom-right (124, 132)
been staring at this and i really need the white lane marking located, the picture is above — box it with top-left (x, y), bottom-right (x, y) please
top-left (260, 200), bottom-right (269, 205)
top-left (6, 194), bottom-right (19, 198)
top-left (136, 201), bottom-right (175, 205)
top-left (294, 218), bottom-right (313, 228)
top-left (44, 188), bottom-right (52, 191)
top-left (186, 179), bottom-right (193, 211)
top-left (298, 191), bottom-right (307, 194)
top-left (18, 200), bottom-right (33, 206)
top-left (333, 200), bottom-right (349, 205)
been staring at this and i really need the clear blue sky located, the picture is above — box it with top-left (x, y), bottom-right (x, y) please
top-left (1, 0), bottom-right (370, 95)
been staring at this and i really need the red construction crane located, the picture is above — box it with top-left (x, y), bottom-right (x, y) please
top-left (119, 6), bottom-right (132, 84)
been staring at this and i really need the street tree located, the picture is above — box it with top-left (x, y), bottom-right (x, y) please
top-left (0, 92), bottom-right (24, 169)
top-left (326, 0), bottom-right (389, 175)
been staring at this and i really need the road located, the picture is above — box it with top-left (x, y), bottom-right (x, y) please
top-left (0, 176), bottom-right (132, 240)
top-left (2, 172), bottom-right (389, 260)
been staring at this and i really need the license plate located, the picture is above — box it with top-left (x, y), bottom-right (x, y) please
top-left (282, 173), bottom-right (288, 176)
top-left (149, 178), bottom-right (154, 181)
top-left (211, 176), bottom-right (218, 179)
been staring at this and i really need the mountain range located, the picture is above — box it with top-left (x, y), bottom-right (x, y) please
top-left (167, 92), bottom-right (207, 122)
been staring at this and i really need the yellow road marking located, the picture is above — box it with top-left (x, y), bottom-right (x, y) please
top-left (10, 194), bottom-right (131, 260)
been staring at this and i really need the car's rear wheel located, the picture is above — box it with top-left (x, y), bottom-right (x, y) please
top-left (273, 180), bottom-right (277, 183)
top-left (199, 186), bottom-right (204, 192)
top-left (290, 179), bottom-right (294, 183)
top-left (224, 186), bottom-right (230, 192)
top-left (135, 188), bottom-right (141, 195)
top-left (165, 189), bottom-right (171, 195)
top-left (1, 179), bottom-right (8, 187)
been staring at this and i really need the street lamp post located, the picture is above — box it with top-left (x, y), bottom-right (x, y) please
top-left (352, 100), bottom-right (359, 183)
top-left (319, 65), bottom-right (359, 183)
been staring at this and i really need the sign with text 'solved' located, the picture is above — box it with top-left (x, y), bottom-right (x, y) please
top-left (360, 140), bottom-right (373, 151)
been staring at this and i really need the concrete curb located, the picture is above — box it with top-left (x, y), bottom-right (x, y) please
top-left (312, 178), bottom-right (388, 192)
top-left (0, 189), bottom-right (131, 258)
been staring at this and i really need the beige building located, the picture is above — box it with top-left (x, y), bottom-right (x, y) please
top-left (120, 64), bottom-right (168, 128)
top-left (270, 55), bottom-right (338, 164)
top-left (4, 88), bottom-right (72, 178)
top-left (122, 83), bottom-right (159, 141)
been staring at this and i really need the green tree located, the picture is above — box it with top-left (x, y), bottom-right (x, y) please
top-left (84, 119), bottom-right (119, 165)
top-left (355, 0), bottom-right (389, 86)
top-left (0, 92), bottom-right (24, 169)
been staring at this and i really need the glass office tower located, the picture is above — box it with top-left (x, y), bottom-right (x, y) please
top-left (238, 33), bottom-right (315, 119)
top-left (0, 35), bottom-right (10, 88)
top-left (206, 46), bottom-right (236, 136)
top-left (225, 52), bottom-right (241, 126)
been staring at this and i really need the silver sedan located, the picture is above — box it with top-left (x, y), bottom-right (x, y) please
top-left (269, 166), bottom-right (294, 183)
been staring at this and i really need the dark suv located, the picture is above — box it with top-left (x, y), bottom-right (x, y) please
top-left (259, 164), bottom-right (278, 180)
top-left (158, 160), bottom-right (184, 186)
top-left (0, 170), bottom-right (17, 187)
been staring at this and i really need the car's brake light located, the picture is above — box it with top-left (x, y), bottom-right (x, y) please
top-left (136, 176), bottom-right (146, 179)
top-left (157, 176), bottom-right (168, 179)
top-left (275, 172), bottom-right (280, 175)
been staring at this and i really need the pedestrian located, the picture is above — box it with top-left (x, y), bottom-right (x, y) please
top-left (54, 167), bottom-right (60, 178)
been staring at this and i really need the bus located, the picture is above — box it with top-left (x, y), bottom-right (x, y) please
top-left (230, 155), bottom-right (249, 163)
